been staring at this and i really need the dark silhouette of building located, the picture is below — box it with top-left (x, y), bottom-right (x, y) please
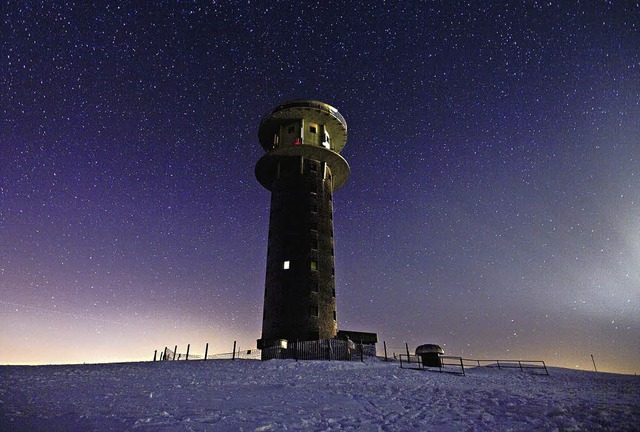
top-left (256, 100), bottom-right (349, 350)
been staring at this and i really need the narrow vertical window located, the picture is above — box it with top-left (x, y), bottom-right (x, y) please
top-left (310, 261), bottom-right (318, 271)
top-left (283, 260), bottom-right (290, 270)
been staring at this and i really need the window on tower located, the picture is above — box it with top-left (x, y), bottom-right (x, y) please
top-left (283, 260), bottom-right (290, 270)
top-left (310, 126), bottom-right (316, 133)
top-left (310, 261), bottom-right (318, 271)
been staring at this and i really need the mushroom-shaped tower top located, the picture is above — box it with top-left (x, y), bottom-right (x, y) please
top-left (258, 99), bottom-right (347, 153)
top-left (255, 99), bottom-right (350, 191)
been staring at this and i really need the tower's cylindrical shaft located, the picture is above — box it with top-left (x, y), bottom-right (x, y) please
top-left (260, 157), bottom-right (337, 344)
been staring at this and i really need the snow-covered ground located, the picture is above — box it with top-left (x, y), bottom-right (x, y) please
top-left (1, 358), bottom-right (638, 431)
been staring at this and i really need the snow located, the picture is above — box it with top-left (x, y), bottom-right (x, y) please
top-left (1, 359), bottom-right (638, 431)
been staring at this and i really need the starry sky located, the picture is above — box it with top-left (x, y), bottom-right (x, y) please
top-left (2, 1), bottom-right (638, 374)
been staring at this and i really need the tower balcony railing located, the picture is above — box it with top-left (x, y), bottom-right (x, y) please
top-left (260, 99), bottom-right (346, 129)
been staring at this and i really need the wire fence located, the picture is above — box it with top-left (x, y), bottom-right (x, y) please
top-left (156, 343), bottom-right (262, 362)
top-left (154, 340), bottom-right (377, 362)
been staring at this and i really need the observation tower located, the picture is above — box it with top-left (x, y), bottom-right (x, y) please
top-left (255, 100), bottom-right (349, 350)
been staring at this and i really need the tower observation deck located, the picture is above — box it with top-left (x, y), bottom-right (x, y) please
top-left (256, 100), bottom-right (349, 350)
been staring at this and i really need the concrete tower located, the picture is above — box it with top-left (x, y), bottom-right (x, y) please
top-left (256, 100), bottom-right (349, 350)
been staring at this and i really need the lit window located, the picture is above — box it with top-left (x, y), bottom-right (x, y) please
top-left (310, 126), bottom-right (316, 133)
top-left (283, 260), bottom-right (290, 270)
top-left (310, 261), bottom-right (318, 270)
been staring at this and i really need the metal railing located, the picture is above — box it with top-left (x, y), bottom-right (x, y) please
top-left (398, 355), bottom-right (549, 376)
top-left (461, 358), bottom-right (549, 375)
top-left (261, 339), bottom-right (375, 362)
top-left (398, 354), bottom-right (466, 375)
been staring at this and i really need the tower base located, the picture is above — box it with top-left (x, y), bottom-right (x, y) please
top-left (257, 338), bottom-right (288, 350)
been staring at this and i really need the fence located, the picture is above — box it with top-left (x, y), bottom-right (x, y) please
top-left (260, 339), bottom-right (376, 361)
top-left (155, 342), bottom-right (261, 362)
top-left (153, 341), bottom-right (547, 375)
top-left (463, 358), bottom-right (549, 375)
top-left (399, 354), bottom-right (466, 375)
top-left (398, 354), bottom-right (549, 376)
top-left (153, 340), bottom-right (376, 363)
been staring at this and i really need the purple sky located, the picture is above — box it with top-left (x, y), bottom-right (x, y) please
top-left (2, 2), bottom-right (638, 374)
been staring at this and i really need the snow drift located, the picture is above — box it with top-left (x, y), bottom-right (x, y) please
top-left (1, 359), bottom-right (638, 431)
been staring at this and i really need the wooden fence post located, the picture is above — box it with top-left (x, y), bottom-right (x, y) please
top-left (383, 341), bottom-right (388, 362)
top-left (232, 341), bottom-right (237, 360)
top-left (360, 341), bottom-right (364, 362)
top-left (153, 350), bottom-right (157, 362)
top-left (204, 343), bottom-right (209, 361)
top-left (186, 344), bottom-right (190, 361)
top-left (406, 343), bottom-right (411, 364)
top-left (173, 345), bottom-right (178, 361)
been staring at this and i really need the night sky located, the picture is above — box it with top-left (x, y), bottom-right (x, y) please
top-left (2, 2), bottom-right (638, 374)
